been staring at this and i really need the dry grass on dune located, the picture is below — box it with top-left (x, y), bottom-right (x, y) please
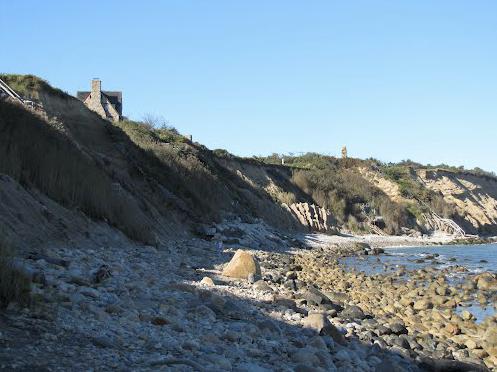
top-left (0, 100), bottom-right (154, 243)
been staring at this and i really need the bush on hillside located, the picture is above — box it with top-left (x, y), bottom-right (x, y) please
top-left (213, 149), bottom-right (233, 159)
top-left (118, 119), bottom-right (185, 145)
top-left (142, 114), bottom-right (180, 134)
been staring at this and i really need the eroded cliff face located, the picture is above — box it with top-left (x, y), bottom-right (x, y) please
top-left (216, 160), bottom-right (336, 232)
top-left (417, 169), bottom-right (497, 233)
top-left (359, 165), bottom-right (497, 235)
top-left (284, 203), bottom-right (334, 232)
top-left (219, 157), bottom-right (497, 235)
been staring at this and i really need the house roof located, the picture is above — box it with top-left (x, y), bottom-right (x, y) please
top-left (76, 91), bottom-right (122, 115)
top-left (76, 91), bottom-right (90, 101)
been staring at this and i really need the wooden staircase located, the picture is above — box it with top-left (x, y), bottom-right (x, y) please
top-left (0, 78), bottom-right (24, 104)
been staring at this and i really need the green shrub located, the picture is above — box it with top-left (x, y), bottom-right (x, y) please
top-left (117, 120), bottom-right (185, 145)
top-left (213, 149), bottom-right (233, 159)
top-left (406, 203), bottom-right (425, 221)
top-left (0, 237), bottom-right (30, 309)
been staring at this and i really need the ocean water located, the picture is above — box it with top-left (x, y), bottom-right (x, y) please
top-left (340, 243), bottom-right (497, 322)
top-left (341, 243), bottom-right (497, 276)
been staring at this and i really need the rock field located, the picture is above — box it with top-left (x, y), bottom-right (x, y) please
top-left (0, 221), bottom-right (495, 371)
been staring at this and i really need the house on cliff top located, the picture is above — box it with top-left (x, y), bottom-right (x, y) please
top-left (77, 79), bottom-right (122, 121)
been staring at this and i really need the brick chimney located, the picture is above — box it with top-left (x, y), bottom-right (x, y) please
top-left (91, 78), bottom-right (101, 99)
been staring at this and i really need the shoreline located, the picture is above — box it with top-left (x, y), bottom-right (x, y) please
top-left (295, 235), bottom-right (497, 370)
top-left (304, 232), bottom-right (497, 251)
top-left (383, 241), bottom-right (497, 250)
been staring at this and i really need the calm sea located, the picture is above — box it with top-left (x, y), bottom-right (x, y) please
top-left (342, 243), bottom-right (497, 275)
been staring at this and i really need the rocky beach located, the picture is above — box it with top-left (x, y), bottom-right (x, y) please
top-left (1, 221), bottom-right (496, 371)
top-left (2, 6), bottom-right (497, 371)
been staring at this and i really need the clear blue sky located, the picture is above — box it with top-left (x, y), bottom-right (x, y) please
top-left (2, 1), bottom-right (496, 172)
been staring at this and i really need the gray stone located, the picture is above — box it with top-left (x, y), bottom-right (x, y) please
top-left (92, 264), bottom-right (112, 283)
top-left (374, 339), bottom-right (388, 349)
top-left (302, 313), bottom-right (346, 345)
top-left (272, 295), bottom-right (297, 309)
top-left (301, 289), bottom-right (324, 306)
top-left (340, 306), bottom-right (365, 320)
top-left (253, 280), bottom-right (272, 292)
top-left (322, 291), bottom-right (349, 305)
top-left (284, 279), bottom-right (297, 291)
top-left (392, 336), bottom-right (411, 350)
top-left (67, 275), bottom-right (89, 286)
top-left (375, 325), bottom-right (390, 336)
top-left (368, 356), bottom-right (382, 366)
top-left (389, 323), bottom-right (408, 335)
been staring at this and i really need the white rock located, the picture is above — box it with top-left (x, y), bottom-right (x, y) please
top-left (200, 276), bottom-right (215, 286)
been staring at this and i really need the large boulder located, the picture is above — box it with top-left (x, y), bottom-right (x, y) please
top-left (302, 313), bottom-right (345, 345)
top-left (222, 250), bottom-right (261, 280)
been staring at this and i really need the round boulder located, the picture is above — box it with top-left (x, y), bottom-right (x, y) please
top-left (222, 250), bottom-right (261, 280)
